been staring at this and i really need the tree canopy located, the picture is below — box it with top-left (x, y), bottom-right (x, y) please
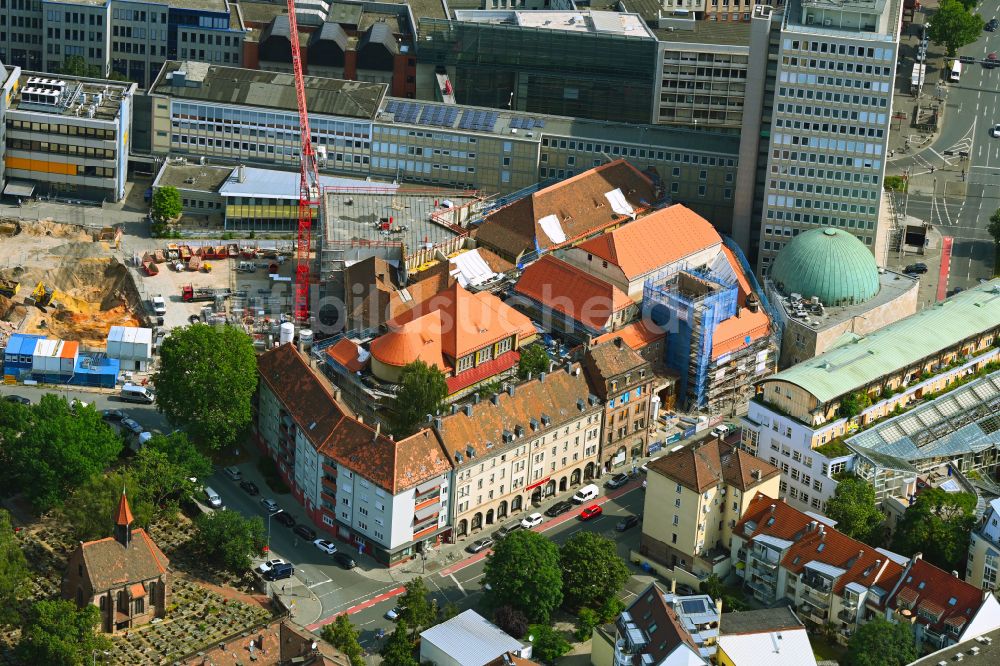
top-left (57, 56), bottom-right (103, 78)
top-left (151, 186), bottom-right (182, 222)
top-left (0, 509), bottom-right (29, 627)
top-left (16, 600), bottom-right (111, 666)
top-left (397, 577), bottom-right (435, 639)
top-left (927, 0), bottom-right (984, 56)
top-left (517, 344), bottom-right (551, 380)
top-left (3, 395), bottom-right (122, 511)
top-left (192, 509), bottom-right (265, 574)
top-left (559, 532), bottom-right (629, 611)
top-left (380, 620), bottom-right (418, 666)
top-left (847, 617), bottom-right (917, 666)
top-left (62, 470), bottom-right (154, 541)
top-left (825, 476), bottom-right (884, 544)
top-left (890, 487), bottom-right (976, 571)
top-left (133, 431), bottom-right (212, 508)
top-left (154, 324), bottom-right (257, 451)
top-left (483, 530), bottom-right (562, 624)
top-left (528, 624), bottom-right (571, 664)
top-left (321, 615), bottom-right (364, 666)
top-left (390, 360), bottom-right (448, 436)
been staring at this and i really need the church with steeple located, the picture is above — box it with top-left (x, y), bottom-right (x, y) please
top-left (61, 490), bottom-right (171, 633)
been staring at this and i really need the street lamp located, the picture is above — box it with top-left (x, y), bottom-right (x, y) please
top-left (266, 509), bottom-right (283, 554)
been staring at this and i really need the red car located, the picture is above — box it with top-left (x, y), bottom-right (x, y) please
top-left (579, 505), bottom-right (603, 521)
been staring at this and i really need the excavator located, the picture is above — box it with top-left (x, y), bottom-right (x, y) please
top-left (30, 281), bottom-right (55, 308)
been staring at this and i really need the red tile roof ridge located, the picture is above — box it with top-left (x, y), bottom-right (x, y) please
top-left (888, 558), bottom-right (986, 631)
top-left (591, 320), bottom-right (665, 349)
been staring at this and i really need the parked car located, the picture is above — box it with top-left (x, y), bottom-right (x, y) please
top-left (274, 512), bottom-right (295, 528)
top-left (260, 498), bottom-right (280, 513)
top-left (904, 262), bottom-right (928, 274)
top-left (256, 558), bottom-right (286, 575)
top-left (293, 525), bottom-right (316, 541)
top-left (544, 501), bottom-right (573, 517)
top-left (987, 17), bottom-right (998, 31)
top-left (385, 606), bottom-right (404, 621)
top-left (987, 53), bottom-right (999, 70)
top-left (223, 466), bottom-right (242, 481)
top-left (520, 513), bottom-right (544, 529)
top-left (3, 395), bottom-right (30, 405)
top-left (313, 538), bottom-right (338, 555)
top-left (493, 522), bottom-right (523, 539)
top-left (579, 505), bottom-right (603, 521)
top-left (605, 473), bottom-right (630, 489)
top-left (239, 480), bottom-right (260, 496)
top-left (333, 552), bottom-right (357, 569)
top-left (710, 424), bottom-right (732, 438)
top-left (616, 515), bottom-right (641, 532)
top-left (262, 563), bottom-right (294, 581)
top-left (994, 123), bottom-right (1000, 139)
top-left (466, 537), bottom-right (494, 554)
top-left (120, 418), bottom-right (144, 435)
top-left (101, 409), bottom-right (127, 422)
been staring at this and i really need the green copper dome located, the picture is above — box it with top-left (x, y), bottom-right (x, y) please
top-left (770, 228), bottom-right (880, 306)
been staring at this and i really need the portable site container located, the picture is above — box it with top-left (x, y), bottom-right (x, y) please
top-left (68, 354), bottom-right (119, 389)
top-left (3, 334), bottom-right (44, 376)
top-left (59, 341), bottom-right (79, 374)
top-left (32, 339), bottom-right (58, 374)
top-left (106, 326), bottom-right (153, 371)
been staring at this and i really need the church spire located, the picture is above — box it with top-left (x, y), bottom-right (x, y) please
top-left (114, 488), bottom-right (133, 548)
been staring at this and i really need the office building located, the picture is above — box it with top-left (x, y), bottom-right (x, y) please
top-left (641, 439), bottom-right (780, 575)
top-left (740, 280), bottom-right (1000, 515)
top-left (750, 0), bottom-right (901, 273)
top-left (0, 66), bottom-right (134, 202)
top-left (766, 227), bottom-right (918, 368)
top-left (968, 498), bottom-right (1000, 592)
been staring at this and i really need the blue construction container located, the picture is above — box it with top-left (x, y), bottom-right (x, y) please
top-left (66, 353), bottom-right (119, 389)
top-left (2, 333), bottom-right (45, 379)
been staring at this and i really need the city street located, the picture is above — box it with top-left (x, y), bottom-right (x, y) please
top-left (888, 7), bottom-right (1000, 291)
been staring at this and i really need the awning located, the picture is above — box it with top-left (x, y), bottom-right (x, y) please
top-left (525, 476), bottom-right (551, 492)
top-left (3, 180), bottom-right (35, 198)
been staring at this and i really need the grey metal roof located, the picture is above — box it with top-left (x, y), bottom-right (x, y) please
top-left (846, 369), bottom-right (1000, 466)
top-left (804, 561), bottom-right (847, 578)
top-left (719, 607), bottom-right (803, 636)
top-left (218, 166), bottom-right (394, 199)
top-left (150, 61), bottom-right (386, 121)
top-left (261, 14), bottom-right (291, 42)
top-left (359, 21), bottom-right (399, 55)
top-left (419, 610), bottom-right (524, 666)
top-left (310, 21), bottom-right (350, 51)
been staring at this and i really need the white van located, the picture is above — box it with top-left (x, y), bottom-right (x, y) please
top-left (950, 60), bottom-right (963, 82)
top-left (204, 487), bottom-right (223, 509)
top-left (572, 484), bottom-right (599, 504)
top-left (120, 383), bottom-right (155, 404)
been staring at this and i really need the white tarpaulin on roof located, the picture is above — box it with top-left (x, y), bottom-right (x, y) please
top-left (604, 188), bottom-right (635, 218)
top-left (449, 249), bottom-right (496, 288)
top-left (537, 214), bottom-right (567, 244)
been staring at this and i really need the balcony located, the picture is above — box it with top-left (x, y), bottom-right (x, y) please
top-left (802, 575), bottom-right (833, 595)
top-left (801, 589), bottom-right (830, 610)
top-left (838, 608), bottom-right (858, 623)
top-left (799, 603), bottom-right (829, 623)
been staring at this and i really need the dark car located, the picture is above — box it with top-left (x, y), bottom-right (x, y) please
top-left (545, 500), bottom-right (574, 518)
top-left (904, 262), bottom-right (928, 274)
top-left (262, 562), bottom-right (294, 581)
top-left (333, 552), bottom-right (357, 569)
top-left (4, 395), bottom-right (30, 405)
top-left (605, 473), bottom-right (630, 489)
top-left (293, 524), bottom-right (316, 541)
top-left (274, 512), bottom-right (296, 528)
top-left (987, 18), bottom-right (998, 31)
top-left (616, 515), bottom-right (641, 532)
top-left (493, 522), bottom-right (523, 540)
top-left (120, 418), bottom-right (144, 435)
top-left (466, 537), bottom-right (494, 554)
top-left (101, 409), bottom-right (127, 421)
top-left (239, 480), bottom-right (260, 496)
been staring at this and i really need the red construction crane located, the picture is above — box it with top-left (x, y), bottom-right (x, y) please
top-left (286, 0), bottom-right (320, 324)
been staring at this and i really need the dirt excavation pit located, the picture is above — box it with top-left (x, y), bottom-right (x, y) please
top-left (0, 219), bottom-right (145, 348)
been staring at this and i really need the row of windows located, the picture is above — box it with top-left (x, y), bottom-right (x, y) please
top-left (7, 120), bottom-right (116, 140)
top-left (377, 127), bottom-right (479, 144)
top-left (172, 102), bottom-right (371, 139)
top-left (180, 31), bottom-right (237, 47)
top-left (779, 86), bottom-right (890, 107)
top-left (766, 194), bottom-right (876, 216)
top-left (775, 119), bottom-right (884, 140)
top-left (171, 133), bottom-right (372, 165)
top-left (46, 10), bottom-right (106, 26)
top-left (8, 138), bottom-right (115, 159)
top-left (770, 181), bottom-right (878, 201)
top-left (770, 149), bottom-right (882, 171)
top-left (541, 136), bottom-right (737, 169)
top-left (661, 67), bottom-right (749, 80)
top-left (171, 120), bottom-right (368, 150)
top-left (178, 47), bottom-right (235, 64)
top-left (764, 209), bottom-right (876, 233)
top-left (772, 165), bottom-right (879, 186)
top-left (372, 142), bottom-right (475, 160)
top-left (6, 163), bottom-right (114, 178)
top-left (783, 40), bottom-right (894, 62)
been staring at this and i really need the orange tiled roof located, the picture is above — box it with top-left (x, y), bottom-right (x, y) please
top-left (475, 160), bottom-right (657, 260)
top-left (711, 308), bottom-right (772, 360)
top-left (322, 425), bottom-right (453, 495)
top-left (592, 320), bottom-right (665, 350)
top-left (115, 492), bottom-right (134, 526)
top-left (327, 338), bottom-right (367, 373)
top-left (79, 529), bottom-right (169, 592)
top-left (574, 204), bottom-right (722, 280)
top-left (720, 243), bottom-right (753, 303)
top-left (514, 255), bottom-right (633, 332)
top-left (649, 440), bottom-right (780, 494)
top-left (371, 283), bottom-right (534, 369)
top-left (885, 558), bottom-right (986, 633)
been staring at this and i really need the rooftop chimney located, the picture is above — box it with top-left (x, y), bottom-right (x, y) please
top-left (491, 393), bottom-right (500, 405)
top-left (751, 469), bottom-right (761, 480)
top-left (433, 417), bottom-right (442, 430)
top-left (507, 384), bottom-right (515, 397)
top-left (473, 393), bottom-right (481, 404)
top-left (614, 336), bottom-right (624, 348)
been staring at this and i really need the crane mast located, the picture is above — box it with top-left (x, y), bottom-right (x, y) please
top-left (287, 0), bottom-right (320, 324)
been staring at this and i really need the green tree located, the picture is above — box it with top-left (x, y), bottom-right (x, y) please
top-left (517, 344), bottom-right (551, 380)
top-left (380, 620), bottom-right (417, 666)
top-left (989, 209), bottom-right (1000, 275)
top-left (927, 0), bottom-right (985, 56)
top-left (847, 617), bottom-right (917, 666)
top-left (838, 390), bottom-right (872, 418)
top-left (133, 431), bottom-right (212, 509)
top-left (150, 185), bottom-right (182, 222)
top-left (398, 577), bottom-right (435, 638)
top-left (528, 625), bottom-right (570, 665)
top-left (574, 607), bottom-right (600, 641)
top-left (57, 55), bottom-right (102, 78)
top-left (483, 530), bottom-right (562, 624)
top-left (192, 509), bottom-right (266, 574)
top-left (321, 614), bottom-right (364, 666)
top-left (825, 476), bottom-right (884, 544)
top-left (61, 470), bottom-right (154, 541)
top-left (390, 360), bottom-right (448, 436)
top-left (0, 509), bottom-right (29, 626)
top-left (16, 600), bottom-right (111, 666)
top-left (438, 601), bottom-right (460, 623)
top-left (890, 487), bottom-right (976, 571)
top-left (6, 395), bottom-right (123, 511)
top-left (154, 324), bottom-right (257, 451)
top-left (596, 596), bottom-right (625, 624)
top-left (559, 532), bottom-right (629, 611)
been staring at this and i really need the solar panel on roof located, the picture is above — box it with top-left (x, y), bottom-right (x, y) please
top-left (386, 100), bottom-right (398, 113)
top-left (537, 119), bottom-right (545, 127)
top-left (419, 105), bottom-right (434, 124)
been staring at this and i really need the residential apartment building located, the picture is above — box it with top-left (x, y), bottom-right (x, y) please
top-left (751, 0), bottom-right (901, 272)
top-left (434, 364), bottom-right (603, 538)
top-left (255, 343), bottom-right (453, 566)
top-left (968, 499), bottom-right (1000, 592)
top-left (740, 280), bottom-right (1000, 514)
top-left (582, 338), bottom-right (653, 473)
top-left (716, 607), bottom-right (817, 666)
top-left (733, 494), bottom-right (1000, 649)
top-left (0, 65), bottom-right (134, 201)
top-left (641, 439), bottom-right (780, 575)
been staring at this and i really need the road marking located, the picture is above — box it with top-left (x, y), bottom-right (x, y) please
top-left (449, 574), bottom-right (468, 597)
top-left (308, 579), bottom-right (332, 589)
